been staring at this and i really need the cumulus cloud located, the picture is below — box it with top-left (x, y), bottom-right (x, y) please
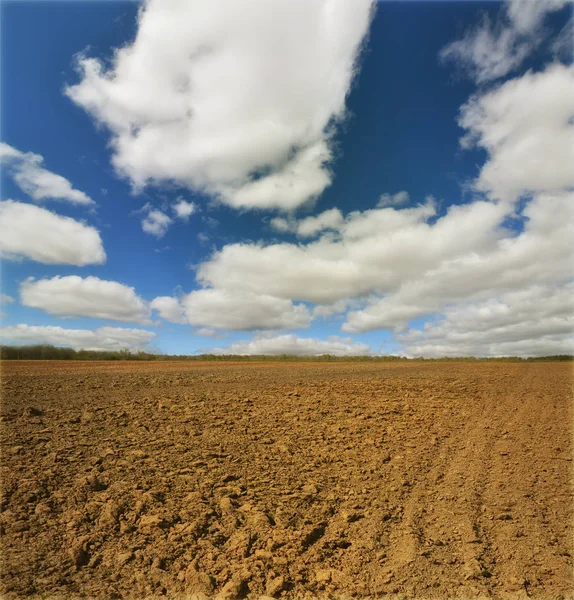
top-left (137, 199), bottom-right (197, 237)
top-left (268, 217), bottom-right (292, 234)
top-left (377, 190), bottom-right (409, 208)
top-left (190, 181), bottom-right (573, 340)
top-left (210, 333), bottom-right (371, 356)
top-left (0, 324), bottom-right (155, 352)
top-left (344, 192), bottom-right (574, 332)
top-left (335, 60), bottom-right (574, 348)
top-left (399, 283), bottom-right (574, 358)
top-left (270, 207), bottom-right (344, 237)
top-left (0, 200), bottom-right (106, 265)
top-left (20, 276), bottom-right (151, 324)
top-left (150, 296), bottom-right (186, 324)
top-left (440, 0), bottom-right (569, 83)
top-left (172, 199), bottom-right (196, 220)
top-left (65, 0), bottom-right (374, 211)
top-left (0, 143), bottom-right (93, 205)
top-left (459, 64), bottom-right (574, 202)
top-left (196, 198), bottom-right (504, 305)
top-left (292, 207), bottom-right (344, 238)
top-left (312, 298), bottom-right (362, 319)
top-left (183, 289), bottom-right (311, 331)
top-left (141, 206), bottom-right (173, 238)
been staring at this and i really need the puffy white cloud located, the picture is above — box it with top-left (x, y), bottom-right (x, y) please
top-left (0, 200), bottom-right (106, 265)
top-left (440, 0), bottom-right (569, 83)
top-left (210, 333), bottom-right (371, 356)
top-left (292, 207), bottom-right (344, 237)
top-left (137, 199), bottom-right (196, 238)
top-left (142, 207), bottom-right (172, 238)
top-left (399, 283), bottom-right (574, 358)
top-left (459, 64), bottom-right (574, 202)
top-left (268, 216), bottom-right (292, 234)
top-left (312, 298), bottom-right (360, 319)
top-left (377, 190), bottom-right (409, 208)
top-left (344, 191), bottom-right (574, 332)
top-left (270, 207), bottom-right (344, 237)
top-left (339, 58), bottom-right (574, 344)
top-left (65, 0), bottom-right (374, 211)
top-left (196, 198), bottom-right (506, 305)
top-left (172, 199), bottom-right (196, 220)
top-left (150, 296), bottom-right (186, 324)
top-left (20, 276), bottom-right (151, 324)
top-left (183, 289), bottom-right (311, 331)
top-left (217, 140), bottom-right (333, 211)
top-left (0, 143), bottom-right (93, 205)
top-left (190, 180), bottom-right (573, 342)
top-left (0, 324), bottom-right (155, 352)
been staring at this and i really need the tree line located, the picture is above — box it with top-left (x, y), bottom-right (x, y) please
top-left (0, 344), bottom-right (572, 362)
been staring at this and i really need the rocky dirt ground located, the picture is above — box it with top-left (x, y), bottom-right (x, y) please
top-left (0, 360), bottom-right (572, 599)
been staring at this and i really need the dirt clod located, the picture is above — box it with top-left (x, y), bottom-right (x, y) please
top-left (23, 406), bottom-right (42, 417)
top-left (265, 574), bottom-right (285, 596)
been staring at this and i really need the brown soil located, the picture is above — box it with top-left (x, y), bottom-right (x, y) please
top-left (1, 360), bottom-right (572, 599)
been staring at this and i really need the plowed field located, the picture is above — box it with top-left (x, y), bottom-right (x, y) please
top-left (1, 361), bottom-right (572, 599)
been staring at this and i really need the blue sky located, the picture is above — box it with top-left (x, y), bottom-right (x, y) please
top-left (1, 0), bottom-right (572, 357)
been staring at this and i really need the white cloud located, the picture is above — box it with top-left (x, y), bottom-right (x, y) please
top-left (210, 333), bottom-right (371, 356)
top-left (20, 276), bottom-right (151, 324)
top-left (195, 327), bottom-right (227, 339)
top-left (506, 0), bottom-right (569, 34)
top-left (0, 143), bottom-right (93, 205)
top-left (343, 191), bottom-right (574, 332)
top-left (183, 289), bottom-right (311, 331)
top-left (150, 296), bottom-right (186, 324)
top-left (296, 208), bottom-right (344, 238)
top-left (312, 298), bottom-right (359, 319)
top-left (399, 283), bottom-right (574, 358)
top-left (269, 207), bottom-right (344, 237)
top-left (269, 216), bottom-right (292, 234)
top-left (377, 190), bottom-right (409, 208)
top-left (137, 199), bottom-right (195, 237)
top-left (440, 0), bottom-right (569, 83)
top-left (459, 64), bottom-right (574, 202)
top-left (0, 324), bottom-right (155, 352)
top-left (196, 198), bottom-right (505, 305)
top-left (551, 16), bottom-right (574, 59)
top-left (217, 140), bottom-right (333, 211)
top-left (337, 60), bottom-right (574, 345)
top-left (172, 199), bottom-right (196, 220)
top-left (142, 207), bottom-right (173, 238)
top-left (0, 294), bottom-right (14, 306)
top-left (65, 0), bottom-right (374, 211)
top-left (0, 200), bottom-right (106, 265)
top-left (190, 182), bottom-right (573, 341)
top-left (440, 15), bottom-right (531, 84)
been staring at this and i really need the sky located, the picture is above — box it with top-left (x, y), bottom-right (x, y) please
top-left (0, 0), bottom-right (572, 357)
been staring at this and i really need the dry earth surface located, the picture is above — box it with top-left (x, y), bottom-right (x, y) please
top-left (0, 360), bottom-right (572, 600)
